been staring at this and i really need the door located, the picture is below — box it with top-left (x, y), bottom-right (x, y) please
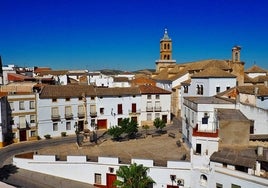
top-left (167, 185), bottom-right (178, 188)
top-left (78, 120), bottom-right (84, 132)
top-left (162, 115), bottom-right (167, 123)
top-left (196, 143), bottom-right (202, 154)
top-left (106, 173), bottom-right (116, 188)
top-left (19, 130), bottom-right (27, 141)
top-left (97, 119), bottom-right (107, 129)
top-left (132, 103), bottom-right (136, 113)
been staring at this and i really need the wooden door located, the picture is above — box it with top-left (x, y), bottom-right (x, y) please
top-left (106, 173), bottom-right (116, 188)
top-left (97, 119), bottom-right (107, 129)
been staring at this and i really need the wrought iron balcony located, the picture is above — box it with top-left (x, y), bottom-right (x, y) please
top-left (51, 114), bottom-right (61, 121)
top-left (65, 113), bottom-right (73, 120)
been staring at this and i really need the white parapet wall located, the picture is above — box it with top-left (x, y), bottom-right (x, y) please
top-left (13, 154), bottom-right (192, 188)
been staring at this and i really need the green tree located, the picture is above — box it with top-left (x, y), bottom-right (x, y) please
top-left (114, 163), bottom-right (155, 188)
top-left (153, 117), bottom-right (166, 133)
top-left (108, 126), bottom-right (123, 141)
top-left (119, 118), bottom-right (138, 139)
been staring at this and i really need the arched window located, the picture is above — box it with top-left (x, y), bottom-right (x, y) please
top-left (167, 55), bottom-right (170, 60)
top-left (235, 52), bottom-right (238, 61)
top-left (200, 174), bottom-right (207, 185)
top-left (167, 43), bottom-right (170, 49)
top-left (164, 43), bottom-right (167, 49)
top-left (196, 85), bottom-right (200, 95)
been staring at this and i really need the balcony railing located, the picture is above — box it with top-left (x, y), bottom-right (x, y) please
top-left (192, 127), bottom-right (218, 138)
top-left (78, 112), bottom-right (85, 118)
top-left (90, 111), bottom-right (97, 117)
top-left (146, 106), bottom-right (153, 112)
top-left (65, 113), bottom-right (73, 120)
top-left (51, 114), bottom-right (61, 121)
top-left (154, 106), bottom-right (161, 112)
top-left (129, 109), bottom-right (141, 114)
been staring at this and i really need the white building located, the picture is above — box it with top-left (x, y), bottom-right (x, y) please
top-left (139, 85), bottom-right (171, 126)
top-left (37, 85), bottom-right (97, 138)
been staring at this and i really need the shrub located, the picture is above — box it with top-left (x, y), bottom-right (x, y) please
top-left (61, 132), bottom-right (67, 137)
top-left (44, 134), bottom-right (51, 139)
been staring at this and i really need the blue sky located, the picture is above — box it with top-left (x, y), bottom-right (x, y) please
top-left (1, 0), bottom-right (268, 71)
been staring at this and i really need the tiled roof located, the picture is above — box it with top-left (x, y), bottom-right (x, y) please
top-left (217, 109), bottom-right (249, 121)
top-left (252, 75), bottom-right (268, 83)
top-left (210, 148), bottom-right (257, 168)
top-left (237, 85), bottom-right (268, 96)
top-left (184, 96), bottom-right (234, 104)
top-left (38, 70), bottom-right (69, 76)
top-left (113, 77), bottom-right (129, 82)
top-left (34, 67), bottom-right (52, 73)
top-left (39, 85), bottom-right (96, 98)
top-left (96, 87), bottom-right (140, 96)
top-left (182, 59), bottom-right (231, 71)
top-left (191, 66), bottom-right (236, 78)
top-left (139, 85), bottom-right (171, 94)
top-left (244, 73), bottom-right (253, 83)
top-left (245, 65), bottom-right (267, 73)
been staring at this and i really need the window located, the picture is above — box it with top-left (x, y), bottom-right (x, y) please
top-left (91, 96), bottom-right (95, 100)
top-left (184, 86), bottom-right (188, 93)
top-left (78, 97), bottom-right (83, 100)
top-left (197, 85), bottom-right (204, 95)
top-left (53, 123), bottom-right (58, 131)
top-left (155, 101), bottom-right (161, 111)
top-left (52, 107), bottom-right (59, 116)
top-left (147, 113), bottom-right (152, 121)
top-left (52, 98), bottom-right (57, 102)
top-left (66, 122), bottom-right (71, 130)
top-left (146, 101), bottom-right (153, 111)
top-left (117, 118), bottom-right (122, 125)
top-left (216, 183), bottom-right (223, 188)
top-left (90, 105), bottom-right (97, 114)
top-left (131, 103), bottom-right (136, 113)
top-left (30, 115), bottom-right (35, 123)
top-left (94, 173), bottom-right (101, 185)
top-left (147, 95), bottom-right (151, 99)
top-left (30, 130), bottom-right (37, 137)
top-left (155, 113), bottom-right (160, 119)
top-left (231, 184), bottom-right (241, 188)
top-left (65, 106), bottom-right (72, 119)
top-left (78, 105), bottom-right (84, 113)
top-left (65, 98), bottom-right (70, 101)
top-left (202, 117), bottom-right (208, 124)
top-left (117, 104), bottom-right (123, 114)
top-left (196, 143), bottom-right (201, 154)
top-left (216, 86), bottom-right (220, 93)
top-left (29, 101), bottom-right (35, 109)
top-left (19, 116), bottom-right (26, 128)
top-left (100, 107), bottom-right (104, 114)
top-left (19, 101), bottom-right (25, 110)
top-left (156, 94), bottom-right (160, 99)
top-left (226, 86), bottom-right (230, 90)
top-left (200, 174), bottom-right (207, 186)
top-left (9, 102), bottom-right (14, 111)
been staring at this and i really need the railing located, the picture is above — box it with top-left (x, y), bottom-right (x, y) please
top-left (51, 114), bottom-right (61, 121)
top-left (192, 127), bottom-right (218, 138)
top-left (129, 109), bottom-right (141, 114)
top-left (154, 106), bottom-right (161, 112)
top-left (65, 113), bottom-right (73, 119)
top-left (146, 107), bottom-right (153, 112)
top-left (90, 111), bottom-right (97, 117)
top-left (77, 112), bottom-right (85, 118)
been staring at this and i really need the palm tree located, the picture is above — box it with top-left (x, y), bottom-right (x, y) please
top-left (114, 163), bottom-right (155, 188)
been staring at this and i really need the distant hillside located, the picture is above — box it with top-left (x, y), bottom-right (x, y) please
top-left (98, 69), bottom-right (155, 75)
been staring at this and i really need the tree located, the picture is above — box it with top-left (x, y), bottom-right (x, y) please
top-left (114, 163), bottom-right (155, 188)
top-left (121, 118), bottom-right (138, 139)
top-left (153, 117), bottom-right (166, 133)
top-left (108, 126), bottom-right (124, 141)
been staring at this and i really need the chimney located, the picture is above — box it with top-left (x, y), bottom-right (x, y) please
top-left (254, 87), bottom-right (259, 95)
top-left (264, 81), bottom-right (268, 87)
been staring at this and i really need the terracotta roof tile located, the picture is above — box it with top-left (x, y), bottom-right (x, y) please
top-left (191, 66), bottom-right (236, 78)
top-left (113, 77), bottom-right (129, 82)
top-left (96, 87), bottom-right (140, 96)
top-left (184, 96), bottom-right (234, 104)
top-left (217, 109), bottom-right (249, 121)
top-left (39, 85), bottom-right (96, 98)
top-left (245, 65), bottom-right (267, 73)
top-left (38, 70), bottom-right (69, 76)
top-left (237, 85), bottom-right (268, 96)
top-left (139, 85), bottom-right (171, 94)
